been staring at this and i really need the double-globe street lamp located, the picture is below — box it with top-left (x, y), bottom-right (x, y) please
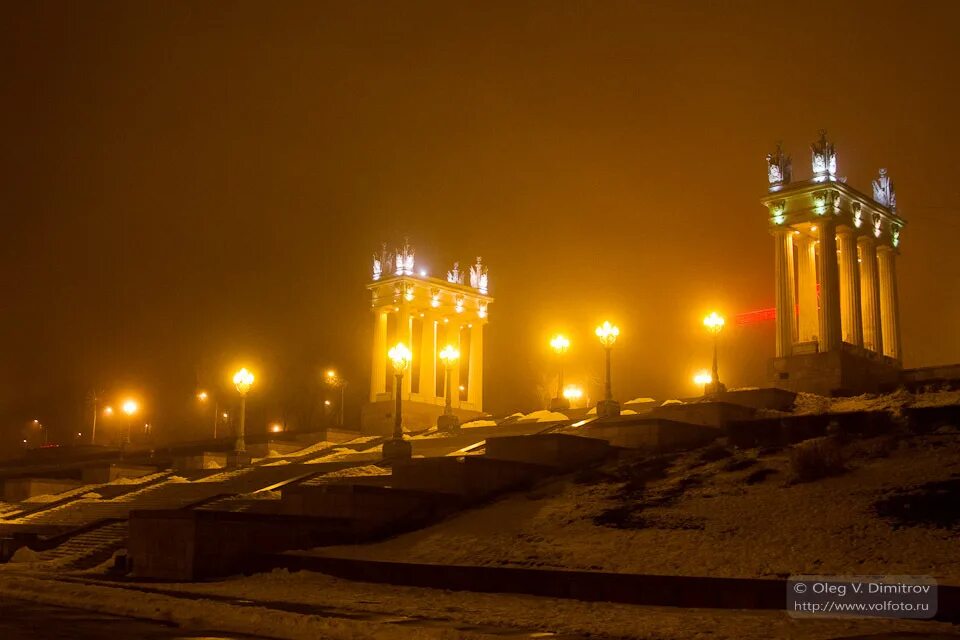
top-left (549, 334), bottom-right (571, 411)
top-left (595, 321), bottom-right (621, 418)
top-left (383, 343), bottom-right (413, 461)
top-left (437, 345), bottom-right (460, 432)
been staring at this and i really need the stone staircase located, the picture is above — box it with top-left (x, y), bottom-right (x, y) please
top-left (30, 520), bottom-right (128, 569)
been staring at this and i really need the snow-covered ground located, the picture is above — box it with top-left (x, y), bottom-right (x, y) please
top-left (792, 388), bottom-right (960, 415)
top-left (313, 431), bottom-right (960, 583)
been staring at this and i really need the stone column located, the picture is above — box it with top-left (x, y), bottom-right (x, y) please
top-left (837, 228), bottom-right (863, 346)
top-left (877, 246), bottom-right (902, 361)
top-left (795, 234), bottom-right (819, 346)
top-left (858, 236), bottom-right (883, 355)
top-left (774, 229), bottom-right (797, 358)
top-left (816, 221), bottom-right (842, 352)
top-left (419, 316), bottom-right (437, 401)
top-left (369, 310), bottom-right (387, 402)
top-left (467, 323), bottom-right (484, 411)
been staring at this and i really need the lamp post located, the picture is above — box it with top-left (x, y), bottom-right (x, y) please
top-left (437, 345), bottom-right (460, 432)
top-left (703, 312), bottom-right (726, 395)
top-left (121, 400), bottom-right (138, 456)
top-left (549, 334), bottom-right (570, 411)
top-left (232, 368), bottom-right (254, 459)
top-left (595, 321), bottom-right (621, 418)
top-left (324, 369), bottom-right (347, 427)
top-left (383, 343), bottom-right (413, 461)
top-left (32, 419), bottom-right (47, 447)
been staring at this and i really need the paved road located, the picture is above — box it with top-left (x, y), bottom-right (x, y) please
top-left (0, 598), bottom-right (264, 640)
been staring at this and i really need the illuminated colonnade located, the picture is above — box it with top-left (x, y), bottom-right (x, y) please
top-left (367, 243), bottom-right (492, 412)
top-left (764, 133), bottom-right (904, 363)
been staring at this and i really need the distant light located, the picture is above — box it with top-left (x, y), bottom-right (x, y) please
top-left (419, 269), bottom-right (428, 277)
top-left (811, 225), bottom-right (817, 232)
top-left (196, 391), bottom-right (209, 401)
top-left (694, 370), bottom-right (713, 386)
top-left (104, 406), bottom-right (114, 416)
top-left (324, 400), bottom-right (331, 406)
top-left (122, 400), bottom-right (138, 416)
top-left (222, 412), bottom-right (229, 419)
top-left (270, 423), bottom-right (283, 433)
top-left (458, 385), bottom-right (465, 392)
top-left (562, 385), bottom-right (584, 401)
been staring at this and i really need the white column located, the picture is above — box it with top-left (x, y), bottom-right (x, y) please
top-left (419, 316), bottom-right (437, 402)
top-left (837, 228), bottom-right (863, 346)
top-left (877, 246), bottom-right (902, 361)
top-left (795, 234), bottom-right (819, 346)
top-left (370, 311), bottom-right (387, 402)
top-left (858, 236), bottom-right (883, 355)
top-left (774, 229), bottom-right (797, 357)
top-left (467, 323), bottom-right (484, 411)
top-left (816, 221), bottom-right (842, 352)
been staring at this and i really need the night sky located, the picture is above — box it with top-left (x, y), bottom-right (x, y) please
top-left (2, 1), bottom-right (959, 446)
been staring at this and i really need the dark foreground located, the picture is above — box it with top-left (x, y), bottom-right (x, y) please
top-left (0, 597), bottom-right (263, 640)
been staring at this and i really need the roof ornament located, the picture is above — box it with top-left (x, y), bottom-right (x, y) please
top-left (447, 261), bottom-right (463, 285)
top-left (766, 142), bottom-right (792, 190)
top-left (811, 130), bottom-right (837, 182)
top-left (872, 168), bottom-right (896, 211)
top-left (469, 257), bottom-right (489, 294)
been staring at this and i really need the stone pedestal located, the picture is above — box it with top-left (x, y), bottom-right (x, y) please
top-left (596, 399), bottom-right (621, 418)
top-left (382, 438), bottom-right (412, 462)
top-left (225, 452), bottom-right (253, 469)
top-left (436, 413), bottom-right (460, 433)
top-left (549, 397), bottom-right (570, 411)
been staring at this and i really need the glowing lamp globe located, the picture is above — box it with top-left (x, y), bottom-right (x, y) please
top-left (704, 312), bottom-right (725, 334)
top-left (233, 368), bottom-right (255, 396)
top-left (595, 321), bottom-right (620, 347)
top-left (388, 343), bottom-right (412, 373)
top-left (550, 334), bottom-right (570, 355)
top-left (438, 345), bottom-right (460, 366)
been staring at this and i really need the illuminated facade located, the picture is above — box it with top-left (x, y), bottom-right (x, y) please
top-left (362, 241), bottom-right (492, 433)
top-left (762, 132), bottom-right (905, 394)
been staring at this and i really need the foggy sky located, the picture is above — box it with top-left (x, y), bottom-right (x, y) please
top-left (2, 0), bottom-right (959, 446)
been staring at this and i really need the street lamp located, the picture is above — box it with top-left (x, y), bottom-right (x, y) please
top-left (232, 368), bottom-right (254, 457)
top-left (324, 369), bottom-right (347, 427)
top-left (121, 400), bottom-right (138, 455)
top-left (595, 321), bottom-right (621, 418)
top-left (703, 312), bottom-right (726, 395)
top-left (437, 345), bottom-right (460, 432)
top-left (693, 370), bottom-right (713, 396)
top-left (196, 389), bottom-right (221, 439)
top-left (383, 343), bottom-right (413, 461)
top-left (549, 334), bottom-right (570, 411)
top-left (32, 419), bottom-right (47, 446)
